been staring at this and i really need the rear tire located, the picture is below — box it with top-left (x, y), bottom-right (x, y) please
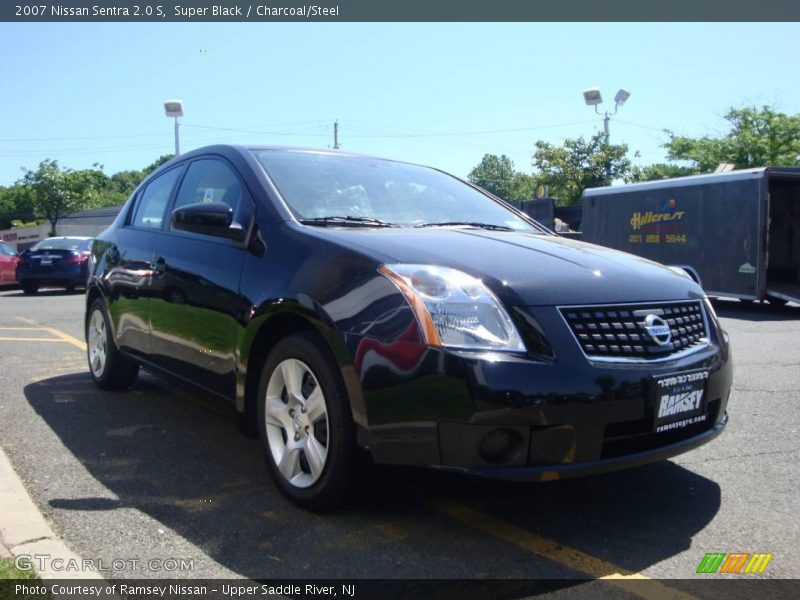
top-left (768, 295), bottom-right (789, 306)
top-left (21, 282), bottom-right (38, 295)
top-left (86, 299), bottom-right (139, 390)
top-left (257, 332), bottom-right (359, 511)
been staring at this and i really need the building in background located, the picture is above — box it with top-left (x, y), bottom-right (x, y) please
top-left (0, 205), bottom-right (122, 251)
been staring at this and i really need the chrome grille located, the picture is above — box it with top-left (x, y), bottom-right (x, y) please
top-left (560, 301), bottom-right (708, 360)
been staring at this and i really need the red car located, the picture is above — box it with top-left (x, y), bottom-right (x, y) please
top-left (0, 240), bottom-right (20, 286)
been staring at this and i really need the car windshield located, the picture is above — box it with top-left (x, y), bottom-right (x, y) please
top-left (31, 238), bottom-right (90, 251)
top-left (253, 150), bottom-right (539, 231)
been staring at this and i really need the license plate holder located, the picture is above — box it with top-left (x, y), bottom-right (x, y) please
top-left (651, 370), bottom-right (709, 433)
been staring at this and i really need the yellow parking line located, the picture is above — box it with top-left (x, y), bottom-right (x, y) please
top-left (0, 327), bottom-right (47, 331)
top-left (40, 326), bottom-right (86, 351)
top-left (15, 317), bottom-right (86, 351)
top-left (4, 320), bottom-right (697, 599)
top-left (424, 494), bottom-right (698, 600)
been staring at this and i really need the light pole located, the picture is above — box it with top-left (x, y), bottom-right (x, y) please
top-left (582, 88), bottom-right (630, 141)
top-left (163, 100), bottom-right (184, 156)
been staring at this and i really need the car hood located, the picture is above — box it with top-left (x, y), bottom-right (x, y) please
top-left (305, 227), bottom-right (704, 306)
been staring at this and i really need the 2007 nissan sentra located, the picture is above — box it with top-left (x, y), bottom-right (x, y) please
top-left (85, 145), bottom-right (732, 510)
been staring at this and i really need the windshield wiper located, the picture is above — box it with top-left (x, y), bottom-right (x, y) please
top-left (414, 221), bottom-right (515, 231)
top-left (299, 216), bottom-right (396, 228)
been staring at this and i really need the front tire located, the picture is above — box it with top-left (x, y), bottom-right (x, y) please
top-left (257, 333), bottom-right (358, 511)
top-left (86, 299), bottom-right (139, 390)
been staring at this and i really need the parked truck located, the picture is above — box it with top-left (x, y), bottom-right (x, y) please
top-left (581, 168), bottom-right (800, 305)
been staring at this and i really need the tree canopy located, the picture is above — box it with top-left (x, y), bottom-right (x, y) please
top-left (18, 160), bottom-right (104, 235)
top-left (664, 105), bottom-right (800, 172)
top-left (464, 104), bottom-right (800, 207)
top-left (531, 133), bottom-right (635, 206)
top-left (630, 163), bottom-right (698, 183)
top-left (467, 154), bottom-right (536, 202)
top-left (0, 154), bottom-right (174, 232)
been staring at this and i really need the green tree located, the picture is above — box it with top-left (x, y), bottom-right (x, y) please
top-left (468, 154), bottom-right (536, 202)
top-left (532, 133), bottom-right (635, 206)
top-left (19, 160), bottom-right (102, 235)
top-left (143, 154), bottom-right (175, 175)
top-left (631, 163), bottom-right (699, 182)
top-left (664, 105), bottom-right (800, 171)
top-left (0, 187), bottom-right (16, 229)
top-left (0, 184), bottom-right (36, 229)
top-left (0, 154), bottom-right (178, 231)
top-left (110, 169), bottom-right (145, 195)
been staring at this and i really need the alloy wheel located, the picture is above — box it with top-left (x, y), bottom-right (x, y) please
top-left (264, 358), bottom-right (330, 488)
top-left (88, 309), bottom-right (107, 377)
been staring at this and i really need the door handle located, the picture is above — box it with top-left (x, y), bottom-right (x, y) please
top-left (150, 256), bottom-right (166, 274)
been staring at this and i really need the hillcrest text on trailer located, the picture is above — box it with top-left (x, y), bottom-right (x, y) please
top-left (582, 168), bottom-right (800, 305)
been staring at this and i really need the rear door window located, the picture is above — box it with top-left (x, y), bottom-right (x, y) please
top-left (132, 167), bottom-right (183, 229)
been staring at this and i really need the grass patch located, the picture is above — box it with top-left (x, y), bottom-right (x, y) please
top-left (0, 557), bottom-right (38, 580)
top-left (0, 558), bottom-right (48, 600)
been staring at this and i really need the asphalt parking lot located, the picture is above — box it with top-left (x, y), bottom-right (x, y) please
top-left (0, 288), bottom-right (798, 597)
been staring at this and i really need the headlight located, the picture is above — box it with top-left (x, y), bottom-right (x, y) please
top-left (379, 264), bottom-right (526, 352)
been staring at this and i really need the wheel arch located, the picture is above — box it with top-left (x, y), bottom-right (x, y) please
top-left (85, 283), bottom-right (104, 316)
top-left (237, 306), bottom-right (366, 440)
top-left (669, 264), bottom-right (703, 288)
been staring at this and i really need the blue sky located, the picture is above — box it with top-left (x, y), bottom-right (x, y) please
top-left (0, 22), bottom-right (797, 186)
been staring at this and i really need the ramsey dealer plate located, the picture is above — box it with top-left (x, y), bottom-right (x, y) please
top-left (652, 370), bottom-right (709, 433)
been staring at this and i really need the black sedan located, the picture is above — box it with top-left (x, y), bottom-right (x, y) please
top-left (85, 145), bottom-right (732, 510)
top-left (17, 236), bottom-right (93, 294)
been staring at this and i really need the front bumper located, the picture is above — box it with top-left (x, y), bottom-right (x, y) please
top-left (351, 304), bottom-right (733, 480)
top-left (439, 414), bottom-right (727, 482)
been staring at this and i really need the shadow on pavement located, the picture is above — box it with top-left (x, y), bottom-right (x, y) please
top-left (26, 371), bottom-right (721, 583)
top-left (711, 297), bottom-right (799, 321)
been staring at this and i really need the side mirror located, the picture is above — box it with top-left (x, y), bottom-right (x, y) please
top-left (171, 202), bottom-right (244, 240)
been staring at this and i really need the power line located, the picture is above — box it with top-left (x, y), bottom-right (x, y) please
top-left (613, 119), bottom-right (669, 134)
top-left (0, 119), bottom-right (328, 144)
top-left (182, 122), bottom-right (328, 136)
top-left (341, 120), bottom-right (597, 138)
top-left (0, 132), bottom-right (175, 143)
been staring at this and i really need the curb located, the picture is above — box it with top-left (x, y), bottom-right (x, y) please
top-left (0, 447), bottom-right (103, 580)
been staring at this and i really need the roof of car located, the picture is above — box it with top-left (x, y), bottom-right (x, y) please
top-left (176, 144), bottom-right (425, 168)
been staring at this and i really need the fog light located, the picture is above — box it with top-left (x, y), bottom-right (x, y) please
top-left (479, 428), bottom-right (524, 464)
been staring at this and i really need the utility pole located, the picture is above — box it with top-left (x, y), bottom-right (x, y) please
top-left (582, 88), bottom-right (629, 142)
top-left (333, 120), bottom-right (340, 149)
top-left (163, 100), bottom-right (184, 156)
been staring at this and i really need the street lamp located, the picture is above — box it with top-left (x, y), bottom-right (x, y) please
top-left (582, 87), bottom-right (630, 140)
top-left (163, 100), bottom-right (184, 156)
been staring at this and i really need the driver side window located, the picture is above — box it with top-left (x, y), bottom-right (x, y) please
top-left (172, 159), bottom-right (245, 226)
